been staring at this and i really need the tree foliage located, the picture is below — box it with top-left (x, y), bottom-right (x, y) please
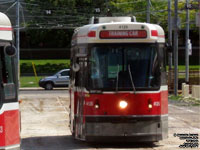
top-left (23, 0), bottom-right (199, 49)
top-left (24, 0), bottom-right (199, 30)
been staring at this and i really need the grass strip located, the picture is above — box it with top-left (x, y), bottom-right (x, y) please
top-left (20, 76), bottom-right (44, 87)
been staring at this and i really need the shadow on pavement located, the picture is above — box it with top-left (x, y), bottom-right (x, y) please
top-left (21, 135), bottom-right (160, 150)
top-left (21, 135), bottom-right (88, 150)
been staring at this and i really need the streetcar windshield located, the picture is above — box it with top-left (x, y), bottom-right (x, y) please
top-left (89, 44), bottom-right (160, 91)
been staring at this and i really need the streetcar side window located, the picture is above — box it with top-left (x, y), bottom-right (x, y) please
top-left (0, 47), bottom-right (3, 106)
top-left (158, 44), bottom-right (167, 85)
top-left (4, 53), bottom-right (14, 83)
top-left (0, 47), bottom-right (7, 83)
top-left (0, 47), bottom-right (14, 84)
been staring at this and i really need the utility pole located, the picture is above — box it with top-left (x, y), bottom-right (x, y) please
top-left (16, 0), bottom-right (20, 94)
top-left (185, 0), bottom-right (190, 83)
top-left (174, 0), bottom-right (179, 96)
top-left (146, 0), bottom-right (150, 23)
top-left (106, 0), bottom-right (108, 11)
top-left (168, 0), bottom-right (172, 69)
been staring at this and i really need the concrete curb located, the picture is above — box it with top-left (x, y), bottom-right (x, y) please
top-left (19, 87), bottom-right (68, 91)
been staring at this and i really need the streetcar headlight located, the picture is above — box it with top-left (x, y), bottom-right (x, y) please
top-left (119, 101), bottom-right (128, 109)
top-left (148, 104), bottom-right (153, 109)
top-left (94, 103), bottom-right (100, 109)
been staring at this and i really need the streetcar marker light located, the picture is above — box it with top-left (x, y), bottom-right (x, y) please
top-left (151, 30), bottom-right (158, 37)
top-left (119, 101), bottom-right (128, 109)
top-left (88, 31), bottom-right (96, 37)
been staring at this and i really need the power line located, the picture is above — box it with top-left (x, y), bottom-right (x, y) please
top-left (1, 0), bottom-right (199, 29)
top-left (0, 0), bottom-right (15, 5)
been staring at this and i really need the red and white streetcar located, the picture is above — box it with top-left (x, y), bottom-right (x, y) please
top-left (69, 16), bottom-right (168, 142)
top-left (0, 12), bottom-right (20, 150)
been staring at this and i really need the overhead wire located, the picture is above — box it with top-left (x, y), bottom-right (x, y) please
top-left (1, 0), bottom-right (198, 29)
top-left (0, 0), bottom-right (15, 5)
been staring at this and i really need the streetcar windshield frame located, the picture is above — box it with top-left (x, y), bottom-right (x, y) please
top-left (87, 43), bottom-right (163, 91)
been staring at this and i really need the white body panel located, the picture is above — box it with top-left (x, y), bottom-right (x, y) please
top-left (72, 21), bottom-right (165, 45)
top-left (0, 12), bottom-right (13, 41)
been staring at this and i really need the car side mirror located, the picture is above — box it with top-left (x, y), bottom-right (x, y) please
top-left (4, 45), bottom-right (16, 56)
top-left (57, 74), bottom-right (61, 78)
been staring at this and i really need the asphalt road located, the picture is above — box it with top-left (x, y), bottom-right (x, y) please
top-left (19, 90), bottom-right (200, 150)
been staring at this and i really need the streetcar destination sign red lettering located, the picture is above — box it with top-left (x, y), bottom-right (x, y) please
top-left (100, 30), bottom-right (147, 39)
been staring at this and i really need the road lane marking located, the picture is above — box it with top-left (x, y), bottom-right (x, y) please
top-left (57, 97), bottom-right (69, 115)
top-left (169, 116), bottom-right (176, 121)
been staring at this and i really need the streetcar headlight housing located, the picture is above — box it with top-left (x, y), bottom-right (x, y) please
top-left (148, 99), bottom-right (153, 109)
top-left (94, 99), bottom-right (100, 109)
top-left (119, 100), bottom-right (128, 109)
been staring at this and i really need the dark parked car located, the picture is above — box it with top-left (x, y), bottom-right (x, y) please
top-left (39, 69), bottom-right (70, 90)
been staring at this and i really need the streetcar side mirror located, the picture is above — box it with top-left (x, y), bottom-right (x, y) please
top-left (4, 45), bottom-right (16, 56)
top-left (72, 63), bottom-right (80, 72)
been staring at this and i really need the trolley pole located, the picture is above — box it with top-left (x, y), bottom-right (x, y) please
top-left (185, 0), bottom-right (190, 83)
top-left (174, 0), bottom-right (179, 96)
top-left (168, 0), bottom-right (172, 69)
top-left (146, 0), bottom-right (150, 23)
top-left (16, 0), bottom-right (20, 95)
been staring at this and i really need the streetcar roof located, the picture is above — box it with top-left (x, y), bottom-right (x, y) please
top-left (72, 21), bottom-right (165, 45)
top-left (0, 12), bottom-right (13, 41)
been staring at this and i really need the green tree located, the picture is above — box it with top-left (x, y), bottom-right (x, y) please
top-left (109, 0), bottom-right (199, 31)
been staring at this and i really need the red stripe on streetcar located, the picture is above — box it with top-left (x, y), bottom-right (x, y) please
top-left (0, 110), bottom-right (20, 147)
top-left (0, 27), bottom-right (12, 31)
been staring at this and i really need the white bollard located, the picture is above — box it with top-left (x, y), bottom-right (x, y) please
top-left (192, 85), bottom-right (200, 100)
top-left (182, 83), bottom-right (189, 98)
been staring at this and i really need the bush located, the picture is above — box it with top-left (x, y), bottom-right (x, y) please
top-left (20, 62), bottom-right (70, 75)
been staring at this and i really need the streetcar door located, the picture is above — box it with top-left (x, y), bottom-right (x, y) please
top-left (0, 45), bottom-right (17, 102)
top-left (76, 57), bottom-right (87, 139)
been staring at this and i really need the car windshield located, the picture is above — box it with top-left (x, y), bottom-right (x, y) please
top-left (89, 44), bottom-right (160, 91)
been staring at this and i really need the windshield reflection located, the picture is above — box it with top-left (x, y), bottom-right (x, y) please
top-left (89, 44), bottom-right (160, 91)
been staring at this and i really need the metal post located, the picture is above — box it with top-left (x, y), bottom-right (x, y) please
top-left (174, 0), bottom-right (179, 96)
top-left (16, 0), bottom-right (20, 94)
top-left (198, 0), bottom-right (200, 70)
top-left (146, 0), bottom-right (150, 23)
top-left (185, 0), bottom-right (190, 83)
top-left (106, 0), bottom-right (108, 10)
top-left (168, 0), bottom-right (172, 69)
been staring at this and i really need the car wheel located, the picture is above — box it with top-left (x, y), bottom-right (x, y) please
top-left (45, 82), bottom-right (53, 90)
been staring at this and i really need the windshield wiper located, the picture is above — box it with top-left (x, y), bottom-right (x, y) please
top-left (128, 64), bottom-right (136, 94)
top-left (116, 64), bottom-right (119, 93)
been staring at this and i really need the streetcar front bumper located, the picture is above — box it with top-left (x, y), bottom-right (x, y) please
top-left (85, 115), bottom-right (168, 142)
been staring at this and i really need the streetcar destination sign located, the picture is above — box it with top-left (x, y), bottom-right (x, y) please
top-left (100, 30), bottom-right (147, 39)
